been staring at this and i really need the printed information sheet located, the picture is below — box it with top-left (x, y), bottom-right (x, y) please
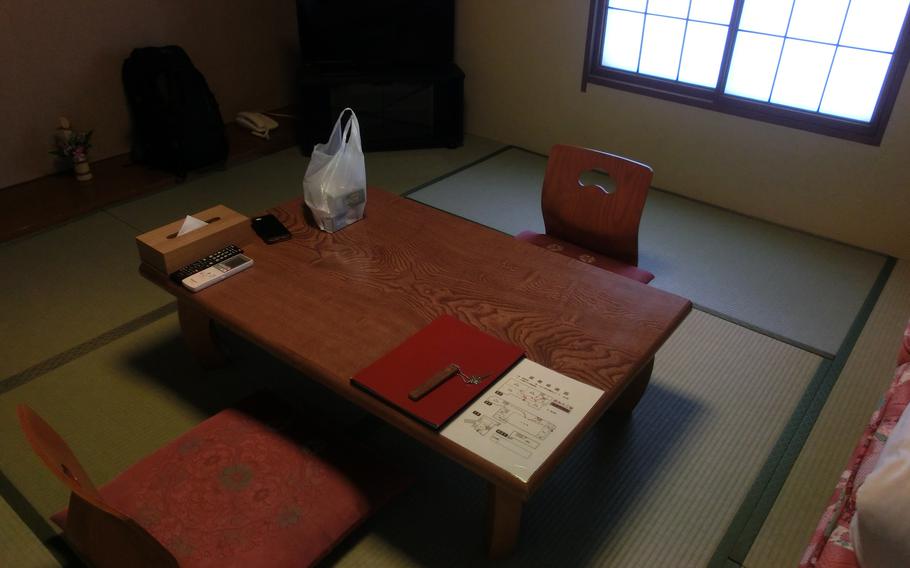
top-left (441, 358), bottom-right (604, 482)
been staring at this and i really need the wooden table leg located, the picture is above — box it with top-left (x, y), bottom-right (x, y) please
top-left (177, 300), bottom-right (227, 369)
top-left (486, 483), bottom-right (523, 559)
top-left (608, 357), bottom-right (654, 418)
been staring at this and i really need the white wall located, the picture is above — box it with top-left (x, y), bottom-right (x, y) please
top-left (0, 0), bottom-right (298, 189)
top-left (456, 0), bottom-right (910, 258)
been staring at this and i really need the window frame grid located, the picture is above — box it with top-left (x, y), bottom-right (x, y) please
top-left (674, 4), bottom-right (694, 82)
top-left (582, 0), bottom-right (910, 144)
top-left (765, 0), bottom-right (798, 104)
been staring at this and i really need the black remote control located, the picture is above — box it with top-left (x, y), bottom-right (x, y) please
top-left (170, 244), bottom-right (243, 283)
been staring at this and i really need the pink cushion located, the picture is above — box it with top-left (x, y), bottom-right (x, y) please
top-left (52, 393), bottom-right (411, 568)
top-left (898, 320), bottom-right (910, 366)
top-left (852, 406), bottom-right (910, 568)
top-left (516, 231), bottom-right (654, 284)
top-left (799, 363), bottom-right (910, 568)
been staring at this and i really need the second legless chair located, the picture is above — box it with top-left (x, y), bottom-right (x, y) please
top-left (517, 144), bottom-right (655, 283)
top-left (17, 393), bottom-right (411, 568)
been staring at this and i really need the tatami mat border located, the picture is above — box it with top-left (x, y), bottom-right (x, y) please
top-left (0, 302), bottom-right (177, 396)
top-left (708, 256), bottom-right (897, 567)
top-left (506, 145), bottom-right (888, 259)
top-left (405, 145), bottom-right (884, 358)
top-left (2, 142), bottom-right (893, 567)
top-left (0, 302), bottom-right (176, 565)
top-left (0, 471), bottom-right (81, 566)
top-left (693, 304), bottom-right (834, 359)
top-left (400, 145), bottom-right (515, 197)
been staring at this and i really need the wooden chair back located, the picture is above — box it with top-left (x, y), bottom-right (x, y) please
top-left (541, 144), bottom-right (653, 266)
top-left (17, 405), bottom-right (178, 568)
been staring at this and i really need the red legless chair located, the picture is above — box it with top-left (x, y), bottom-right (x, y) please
top-left (517, 144), bottom-right (655, 283)
top-left (17, 393), bottom-right (411, 568)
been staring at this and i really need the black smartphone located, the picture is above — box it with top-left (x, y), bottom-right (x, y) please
top-left (251, 214), bottom-right (292, 244)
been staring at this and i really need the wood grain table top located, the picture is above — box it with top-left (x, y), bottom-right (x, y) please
top-left (141, 188), bottom-right (691, 496)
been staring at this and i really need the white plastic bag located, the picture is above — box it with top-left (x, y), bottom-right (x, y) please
top-left (303, 108), bottom-right (367, 232)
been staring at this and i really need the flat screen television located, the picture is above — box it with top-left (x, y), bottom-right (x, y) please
top-left (296, 0), bottom-right (454, 71)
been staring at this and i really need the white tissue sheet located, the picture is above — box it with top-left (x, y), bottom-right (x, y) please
top-left (176, 215), bottom-right (208, 237)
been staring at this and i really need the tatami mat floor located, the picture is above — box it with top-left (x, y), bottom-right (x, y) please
top-left (106, 136), bottom-right (506, 233)
top-left (0, 308), bottom-right (822, 568)
top-left (744, 261), bottom-right (910, 567)
top-left (409, 148), bottom-right (887, 357)
top-left (1, 135), bottom-right (908, 568)
top-left (484, 311), bottom-right (820, 568)
top-left (0, 136), bottom-right (504, 382)
top-left (0, 495), bottom-right (59, 568)
top-left (0, 213), bottom-right (172, 380)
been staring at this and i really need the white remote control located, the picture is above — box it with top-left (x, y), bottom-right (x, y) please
top-left (181, 254), bottom-right (254, 292)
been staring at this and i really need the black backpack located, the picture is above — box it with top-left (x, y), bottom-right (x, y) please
top-left (122, 46), bottom-right (228, 178)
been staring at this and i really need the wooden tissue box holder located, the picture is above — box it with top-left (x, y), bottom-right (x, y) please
top-left (136, 205), bottom-right (253, 275)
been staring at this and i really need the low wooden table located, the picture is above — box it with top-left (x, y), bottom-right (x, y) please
top-left (140, 188), bottom-right (691, 557)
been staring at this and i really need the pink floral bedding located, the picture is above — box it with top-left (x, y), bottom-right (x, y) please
top-left (799, 322), bottom-right (910, 568)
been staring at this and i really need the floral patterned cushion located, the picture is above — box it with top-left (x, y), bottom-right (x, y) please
top-left (515, 231), bottom-right (654, 284)
top-left (898, 324), bottom-right (910, 366)
top-left (799, 322), bottom-right (910, 568)
top-left (52, 393), bottom-right (411, 568)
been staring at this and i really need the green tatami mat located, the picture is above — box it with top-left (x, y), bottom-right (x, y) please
top-left (333, 310), bottom-right (822, 567)
top-left (0, 312), bottom-right (380, 538)
top-left (0, 496), bottom-right (59, 568)
top-left (1, 309), bottom-right (821, 568)
top-left (107, 135), bottom-right (506, 233)
top-left (107, 147), bottom-right (312, 233)
top-left (640, 191), bottom-right (885, 358)
top-left (408, 147), bottom-right (886, 357)
top-left (364, 135), bottom-right (506, 195)
top-left (0, 315), bottom-right (245, 524)
top-left (744, 260), bottom-right (910, 568)
top-left (409, 147), bottom-right (547, 235)
top-left (0, 212), bottom-right (172, 380)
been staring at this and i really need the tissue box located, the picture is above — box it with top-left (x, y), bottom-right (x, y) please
top-left (136, 205), bottom-right (253, 274)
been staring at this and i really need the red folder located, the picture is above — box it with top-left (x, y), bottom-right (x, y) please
top-left (351, 315), bottom-right (524, 429)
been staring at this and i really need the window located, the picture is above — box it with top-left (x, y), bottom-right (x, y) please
top-left (583, 0), bottom-right (910, 143)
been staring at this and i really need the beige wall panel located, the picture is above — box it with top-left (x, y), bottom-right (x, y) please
top-left (0, 1), bottom-right (298, 189)
top-left (455, 0), bottom-right (910, 258)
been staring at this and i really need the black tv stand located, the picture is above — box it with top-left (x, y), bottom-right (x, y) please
top-left (297, 63), bottom-right (464, 154)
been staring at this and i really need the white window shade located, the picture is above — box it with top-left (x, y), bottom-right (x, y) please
top-left (592, 0), bottom-right (910, 138)
top-left (820, 48), bottom-right (892, 121)
top-left (739, 0), bottom-right (794, 36)
top-left (602, 9), bottom-right (644, 71)
top-left (639, 15), bottom-right (687, 80)
top-left (788, 0), bottom-right (850, 43)
top-left (770, 39), bottom-right (836, 111)
top-left (647, 0), bottom-right (689, 18)
top-left (688, 0), bottom-right (735, 25)
top-left (725, 32), bottom-right (784, 101)
top-left (840, 0), bottom-right (910, 52)
top-left (679, 22), bottom-right (729, 87)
